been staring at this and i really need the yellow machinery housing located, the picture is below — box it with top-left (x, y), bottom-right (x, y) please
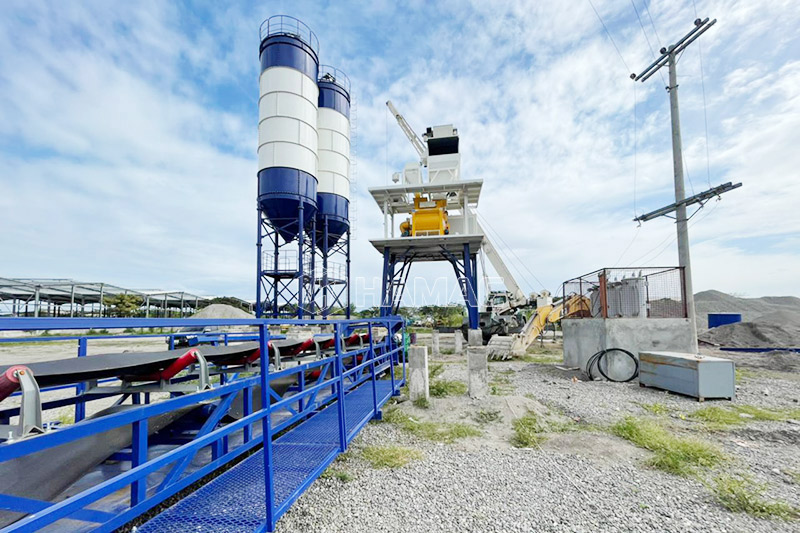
top-left (400, 194), bottom-right (450, 237)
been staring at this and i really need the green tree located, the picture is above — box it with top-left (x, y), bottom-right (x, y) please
top-left (104, 294), bottom-right (144, 317)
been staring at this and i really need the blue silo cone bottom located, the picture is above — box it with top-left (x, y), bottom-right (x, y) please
top-left (137, 380), bottom-right (396, 532)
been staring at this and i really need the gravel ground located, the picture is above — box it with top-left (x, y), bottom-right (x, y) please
top-left (274, 343), bottom-right (800, 533)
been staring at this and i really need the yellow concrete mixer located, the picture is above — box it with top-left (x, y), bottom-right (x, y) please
top-left (400, 193), bottom-right (450, 237)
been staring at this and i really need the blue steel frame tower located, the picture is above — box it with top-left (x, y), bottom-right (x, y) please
top-left (314, 66), bottom-right (352, 318)
top-left (256, 16), bottom-right (320, 319)
top-left (369, 110), bottom-right (483, 330)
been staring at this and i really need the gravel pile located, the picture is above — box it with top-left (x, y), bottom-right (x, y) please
top-left (274, 355), bottom-right (800, 533)
top-left (695, 290), bottom-right (800, 333)
top-left (277, 422), bottom-right (795, 533)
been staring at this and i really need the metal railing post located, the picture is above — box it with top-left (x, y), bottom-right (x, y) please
top-left (258, 323), bottom-right (275, 530)
top-left (368, 322), bottom-right (379, 419)
top-left (389, 321), bottom-right (397, 395)
top-left (335, 323), bottom-right (347, 451)
top-left (131, 417), bottom-right (148, 506)
top-left (75, 337), bottom-right (87, 421)
top-left (243, 384), bottom-right (252, 443)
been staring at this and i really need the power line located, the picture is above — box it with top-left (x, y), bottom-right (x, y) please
top-left (643, 0), bottom-right (663, 47)
top-left (630, 0), bottom-right (666, 86)
top-left (693, 0), bottom-right (713, 187)
top-left (613, 225), bottom-right (641, 267)
top-left (476, 211), bottom-right (547, 292)
top-left (476, 213), bottom-right (539, 292)
top-left (587, 0), bottom-right (632, 74)
top-left (633, 81), bottom-right (638, 218)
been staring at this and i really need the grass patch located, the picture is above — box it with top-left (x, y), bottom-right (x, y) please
top-left (638, 402), bottom-right (671, 415)
top-left (428, 362), bottom-right (445, 380)
top-left (362, 445), bottom-right (423, 469)
top-left (440, 348), bottom-right (455, 355)
top-left (384, 409), bottom-right (481, 443)
top-left (611, 416), bottom-right (726, 477)
top-left (711, 475), bottom-right (798, 519)
top-left (489, 375), bottom-right (514, 396)
top-left (412, 397), bottom-right (430, 409)
top-left (735, 368), bottom-right (757, 383)
top-left (511, 411), bottom-right (545, 448)
top-left (473, 408), bottom-right (502, 425)
top-left (56, 412), bottom-right (74, 426)
top-left (788, 470), bottom-right (800, 485)
top-left (320, 469), bottom-right (353, 482)
top-left (690, 405), bottom-right (800, 430)
top-left (430, 379), bottom-right (467, 397)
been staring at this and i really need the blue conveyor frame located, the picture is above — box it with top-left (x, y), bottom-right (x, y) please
top-left (0, 316), bottom-right (405, 532)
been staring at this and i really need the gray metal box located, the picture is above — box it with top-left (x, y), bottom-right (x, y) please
top-left (639, 351), bottom-right (735, 401)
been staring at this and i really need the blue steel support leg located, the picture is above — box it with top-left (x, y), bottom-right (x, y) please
top-left (463, 243), bottom-right (479, 329)
top-left (272, 227), bottom-right (279, 318)
top-left (256, 210), bottom-right (263, 318)
top-left (131, 418), bottom-right (148, 506)
top-left (297, 204), bottom-right (304, 319)
top-left (345, 229), bottom-right (351, 319)
top-left (322, 219), bottom-right (329, 318)
top-left (379, 249), bottom-right (392, 317)
top-left (309, 218), bottom-right (316, 319)
top-left (258, 324), bottom-right (275, 531)
top-left (75, 337), bottom-right (87, 422)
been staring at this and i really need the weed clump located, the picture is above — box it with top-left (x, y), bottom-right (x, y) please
top-left (362, 445), bottom-right (423, 469)
top-left (611, 416), bottom-right (726, 477)
top-left (384, 409), bottom-right (481, 443)
top-left (711, 475), bottom-right (798, 519)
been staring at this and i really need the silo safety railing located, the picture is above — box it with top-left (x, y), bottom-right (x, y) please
top-left (259, 15), bottom-right (319, 53)
top-left (318, 65), bottom-right (351, 93)
top-left (0, 315), bottom-right (405, 532)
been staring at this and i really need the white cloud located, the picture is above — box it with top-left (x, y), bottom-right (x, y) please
top-left (0, 0), bottom-right (798, 310)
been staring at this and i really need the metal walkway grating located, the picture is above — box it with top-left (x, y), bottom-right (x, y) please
top-left (137, 380), bottom-right (395, 532)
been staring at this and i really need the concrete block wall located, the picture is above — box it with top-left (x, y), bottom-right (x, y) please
top-left (563, 318), bottom-right (696, 380)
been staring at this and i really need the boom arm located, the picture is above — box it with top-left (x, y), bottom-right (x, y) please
top-left (386, 100), bottom-right (428, 164)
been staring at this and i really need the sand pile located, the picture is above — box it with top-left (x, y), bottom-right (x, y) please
top-left (695, 290), bottom-right (800, 332)
top-left (190, 304), bottom-right (254, 319)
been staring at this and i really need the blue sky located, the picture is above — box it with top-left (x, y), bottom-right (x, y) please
top-left (1, 0), bottom-right (799, 306)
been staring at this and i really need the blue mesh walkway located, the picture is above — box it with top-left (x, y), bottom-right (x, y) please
top-left (137, 379), bottom-right (396, 532)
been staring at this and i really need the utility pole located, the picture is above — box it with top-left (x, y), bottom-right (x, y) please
top-left (631, 18), bottom-right (740, 353)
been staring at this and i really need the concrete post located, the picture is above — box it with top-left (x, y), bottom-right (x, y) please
top-left (408, 346), bottom-right (429, 402)
top-left (468, 328), bottom-right (482, 347)
top-left (467, 345), bottom-right (488, 399)
top-left (269, 325), bottom-right (281, 337)
top-left (432, 330), bottom-right (440, 355)
top-left (454, 331), bottom-right (463, 355)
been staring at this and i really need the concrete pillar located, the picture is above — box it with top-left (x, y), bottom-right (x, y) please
top-left (467, 344), bottom-right (489, 399)
top-left (454, 331), bottom-right (463, 354)
top-left (468, 328), bottom-right (482, 347)
top-left (432, 330), bottom-right (440, 355)
top-left (408, 345), bottom-right (429, 402)
top-left (269, 325), bottom-right (282, 337)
